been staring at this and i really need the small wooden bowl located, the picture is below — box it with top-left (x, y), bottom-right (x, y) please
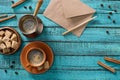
top-left (0, 27), bottom-right (21, 55)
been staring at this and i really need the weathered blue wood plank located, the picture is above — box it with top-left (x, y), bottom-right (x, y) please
top-left (0, 69), bottom-right (120, 80)
top-left (1, 26), bottom-right (120, 42)
top-left (2, 41), bottom-right (120, 57)
top-left (1, 54), bottom-right (120, 70)
top-left (0, 13), bottom-right (120, 27)
top-left (0, 0), bottom-right (120, 80)
top-left (0, 0), bottom-right (120, 14)
top-left (2, 27), bottom-right (120, 42)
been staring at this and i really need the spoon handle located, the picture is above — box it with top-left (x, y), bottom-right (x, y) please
top-left (33, 0), bottom-right (43, 17)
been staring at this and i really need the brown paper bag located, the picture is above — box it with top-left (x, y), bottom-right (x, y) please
top-left (43, 0), bottom-right (95, 37)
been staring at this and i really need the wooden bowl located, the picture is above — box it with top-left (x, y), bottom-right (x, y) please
top-left (0, 27), bottom-right (21, 55)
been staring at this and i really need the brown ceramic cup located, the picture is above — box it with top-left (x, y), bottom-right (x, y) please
top-left (26, 47), bottom-right (46, 68)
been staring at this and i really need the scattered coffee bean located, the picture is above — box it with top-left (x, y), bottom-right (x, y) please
top-left (108, 5), bottom-right (111, 8)
top-left (108, 16), bottom-right (111, 19)
top-left (15, 72), bottom-right (18, 75)
top-left (12, 61), bottom-right (15, 64)
top-left (29, 6), bottom-right (32, 10)
top-left (106, 30), bottom-right (109, 34)
top-left (11, 1), bottom-right (14, 4)
top-left (109, 12), bottom-right (112, 15)
top-left (113, 20), bottom-right (116, 24)
top-left (114, 10), bottom-right (117, 12)
top-left (4, 69), bottom-right (7, 73)
top-left (10, 65), bottom-right (14, 69)
top-left (100, 4), bottom-right (104, 7)
top-left (24, 6), bottom-right (27, 9)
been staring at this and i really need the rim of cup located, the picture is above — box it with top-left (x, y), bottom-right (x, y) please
top-left (26, 47), bottom-right (46, 67)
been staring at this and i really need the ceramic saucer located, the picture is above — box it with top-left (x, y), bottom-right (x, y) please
top-left (20, 41), bottom-right (54, 74)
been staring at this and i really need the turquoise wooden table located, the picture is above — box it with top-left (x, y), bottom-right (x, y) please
top-left (0, 0), bottom-right (120, 80)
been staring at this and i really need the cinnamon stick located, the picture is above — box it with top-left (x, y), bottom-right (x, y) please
top-left (0, 15), bottom-right (16, 23)
top-left (97, 61), bottom-right (116, 73)
top-left (104, 57), bottom-right (120, 64)
top-left (0, 14), bottom-right (8, 18)
top-left (12, 0), bottom-right (26, 8)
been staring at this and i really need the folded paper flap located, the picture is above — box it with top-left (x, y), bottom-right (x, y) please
top-left (62, 0), bottom-right (96, 18)
top-left (43, 0), bottom-right (95, 37)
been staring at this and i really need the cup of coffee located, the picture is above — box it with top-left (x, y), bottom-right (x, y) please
top-left (26, 47), bottom-right (46, 69)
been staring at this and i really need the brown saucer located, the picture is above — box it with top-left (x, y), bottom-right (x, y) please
top-left (20, 41), bottom-right (54, 74)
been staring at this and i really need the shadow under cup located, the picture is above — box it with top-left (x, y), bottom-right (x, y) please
top-left (26, 47), bottom-right (46, 68)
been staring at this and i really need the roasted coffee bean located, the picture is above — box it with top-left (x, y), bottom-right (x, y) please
top-left (11, 1), bottom-right (14, 4)
top-left (15, 72), bottom-right (18, 75)
top-left (113, 20), bottom-right (116, 24)
top-left (108, 5), bottom-right (111, 8)
top-left (109, 12), bottom-right (112, 15)
top-left (100, 4), bottom-right (104, 7)
top-left (108, 16), bottom-right (111, 19)
top-left (4, 70), bottom-right (7, 73)
top-left (12, 61), bottom-right (15, 64)
top-left (29, 6), bottom-right (32, 9)
top-left (10, 65), bottom-right (14, 69)
top-left (24, 6), bottom-right (27, 9)
top-left (106, 30), bottom-right (109, 34)
top-left (114, 10), bottom-right (117, 12)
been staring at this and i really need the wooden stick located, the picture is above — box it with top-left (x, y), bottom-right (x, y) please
top-left (12, 0), bottom-right (26, 8)
top-left (0, 14), bottom-right (8, 18)
top-left (104, 57), bottom-right (120, 64)
top-left (33, 0), bottom-right (43, 17)
top-left (62, 16), bottom-right (97, 35)
top-left (0, 15), bottom-right (16, 23)
top-left (97, 61), bottom-right (116, 73)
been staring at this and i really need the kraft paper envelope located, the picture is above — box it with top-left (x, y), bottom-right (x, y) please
top-left (43, 0), bottom-right (96, 37)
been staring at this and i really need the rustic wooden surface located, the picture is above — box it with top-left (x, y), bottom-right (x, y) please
top-left (0, 0), bottom-right (120, 80)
